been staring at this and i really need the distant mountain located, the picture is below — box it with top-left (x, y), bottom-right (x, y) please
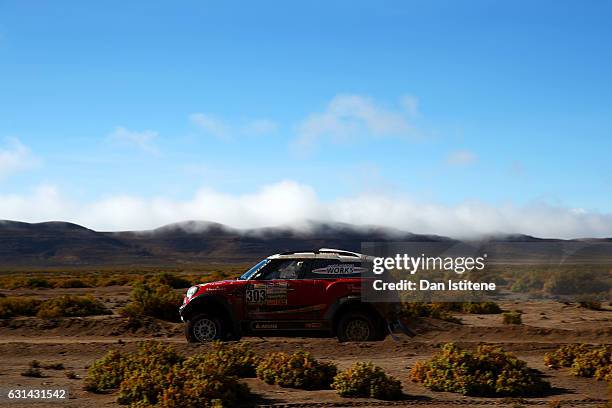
top-left (0, 220), bottom-right (447, 267)
top-left (0, 220), bottom-right (610, 268)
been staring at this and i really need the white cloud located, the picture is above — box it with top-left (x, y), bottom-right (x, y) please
top-left (1, 180), bottom-right (611, 239)
top-left (190, 114), bottom-right (278, 139)
top-left (243, 119), bottom-right (278, 135)
top-left (107, 127), bottom-right (159, 154)
top-left (294, 94), bottom-right (420, 151)
top-left (447, 150), bottom-right (477, 166)
top-left (189, 113), bottom-right (231, 140)
top-left (0, 137), bottom-right (39, 179)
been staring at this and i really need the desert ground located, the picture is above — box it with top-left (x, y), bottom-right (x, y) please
top-left (0, 283), bottom-right (611, 407)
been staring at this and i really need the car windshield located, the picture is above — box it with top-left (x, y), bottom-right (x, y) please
top-left (238, 259), bottom-right (269, 280)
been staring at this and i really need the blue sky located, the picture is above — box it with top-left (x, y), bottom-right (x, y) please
top-left (1, 0), bottom-right (611, 237)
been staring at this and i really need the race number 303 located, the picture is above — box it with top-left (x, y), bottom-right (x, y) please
top-left (246, 287), bottom-right (266, 304)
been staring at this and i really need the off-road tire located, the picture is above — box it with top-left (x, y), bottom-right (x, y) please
top-left (185, 313), bottom-right (227, 342)
top-left (337, 311), bottom-right (385, 342)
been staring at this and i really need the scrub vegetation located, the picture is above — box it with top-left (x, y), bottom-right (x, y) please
top-left (332, 362), bottom-right (403, 400)
top-left (400, 301), bottom-right (503, 324)
top-left (120, 279), bottom-right (183, 322)
top-left (544, 344), bottom-right (612, 382)
top-left (409, 343), bottom-right (550, 396)
top-left (85, 341), bottom-right (250, 407)
top-left (0, 265), bottom-right (242, 290)
top-left (0, 295), bottom-right (109, 319)
top-left (256, 351), bottom-right (337, 390)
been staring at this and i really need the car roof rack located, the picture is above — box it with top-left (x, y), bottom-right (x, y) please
top-left (318, 248), bottom-right (361, 257)
top-left (278, 249), bottom-right (318, 255)
top-left (278, 248), bottom-right (362, 257)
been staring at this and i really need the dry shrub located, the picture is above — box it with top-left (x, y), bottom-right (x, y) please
top-left (0, 297), bottom-right (42, 318)
top-left (256, 351), bottom-right (337, 390)
top-left (36, 295), bottom-right (109, 318)
top-left (53, 278), bottom-right (91, 288)
top-left (332, 362), bottom-right (402, 400)
top-left (149, 272), bottom-right (192, 289)
top-left (410, 343), bottom-right (550, 396)
top-left (120, 280), bottom-right (182, 321)
top-left (400, 302), bottom-right (462, 324)
top-left (21, 367), bottom-right (44, 377)
top-left (544, 344), bottom-right (612, 382)
top-left (459, 301), bottom-right (502, 314)
top-left (84, 341), bottom-right (250, 407)
top-left (578, 299), bottom-right (602, 310)
top-left (1, 294), bottom-right (108, 319)
top-left (502, 311), bottom-right (523, 325)
top-left (191, 341), bottom-right (260, 378)
top-left (544, 270), bottom-right (609, 296)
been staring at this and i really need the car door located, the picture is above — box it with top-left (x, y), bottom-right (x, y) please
top-left (244, 259), bottom-right (316, 321)
top-left (305, 259), bottom-right (364, 319)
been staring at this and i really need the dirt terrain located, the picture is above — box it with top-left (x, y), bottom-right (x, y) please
top-left (0, 286), bottom-right (610, 407)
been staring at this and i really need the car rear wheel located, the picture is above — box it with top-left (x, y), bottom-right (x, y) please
top-left (185, 314), bottom-right (226, 342)
top-left (337, 312), bottom-right (384, 342)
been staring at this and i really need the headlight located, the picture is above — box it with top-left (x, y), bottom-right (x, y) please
top-left (186, 286), bottom-right (199, 298)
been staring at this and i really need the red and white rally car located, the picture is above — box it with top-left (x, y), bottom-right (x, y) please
top-left (180, 248), bottom-right (403, 342)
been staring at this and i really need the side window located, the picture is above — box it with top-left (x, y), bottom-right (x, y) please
top-left (257, 260), bottom-right (306, 280)
top-left (305, 260), bottom-right (365, 279)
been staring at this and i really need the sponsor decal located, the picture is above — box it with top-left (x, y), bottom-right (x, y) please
top-left (312, 264), bottom-right (366, 275)
top-left (253, 323), bottom-right (278, 329)
top-left (246, 282), bottom-right (288, 305)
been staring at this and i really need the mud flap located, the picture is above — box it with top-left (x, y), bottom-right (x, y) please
top-left (386, 319), bottom-right (417, 341)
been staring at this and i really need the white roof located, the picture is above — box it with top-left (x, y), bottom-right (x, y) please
top-left (268, 248), bottom-right (372, 262)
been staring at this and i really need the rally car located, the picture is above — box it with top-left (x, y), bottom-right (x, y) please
top-left (179, 248), bottom-right (401, 342)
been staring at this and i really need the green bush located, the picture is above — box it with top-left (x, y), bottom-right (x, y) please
top-left (85, 341), bottom-right (250, 407)
top-left (120, 280), bottom-right (182, 321)
top-left (332, 362), bottom-right (402, 400)
top-left (36, 295), bottom-right (109, 318)
top-left (410, 343), bottom-right (550, 397)
top-left (256, 351), bottom-right (337, 390)
top-left (0, 297), bottom-right (42, 318)
top-left (544, 344), bottom-right (612, 382)
top-left (502, 311), bottom-right (522, 325)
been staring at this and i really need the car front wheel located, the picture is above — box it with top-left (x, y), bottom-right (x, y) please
top-left (185, 314), bottom-right (226, 342)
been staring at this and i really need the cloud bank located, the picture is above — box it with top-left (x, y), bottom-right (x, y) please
top-left (0, 180), bottom-right (611, 239)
